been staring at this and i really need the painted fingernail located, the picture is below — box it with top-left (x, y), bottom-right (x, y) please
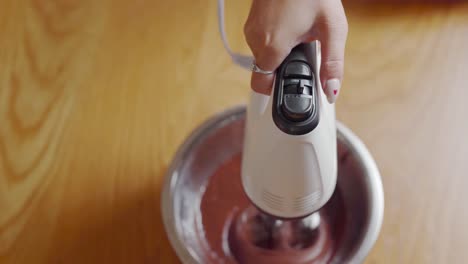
top-left (325, 79), bottom-right (341, 104)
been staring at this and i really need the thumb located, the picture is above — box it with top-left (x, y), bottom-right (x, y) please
top-left (317, 5), bottom-right (348, 104)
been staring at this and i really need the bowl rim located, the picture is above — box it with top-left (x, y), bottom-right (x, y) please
top-left (161, 105), bottom-right (384, 264)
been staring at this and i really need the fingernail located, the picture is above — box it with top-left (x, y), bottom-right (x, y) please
top-left (325, 79), bottom-right (341, 104)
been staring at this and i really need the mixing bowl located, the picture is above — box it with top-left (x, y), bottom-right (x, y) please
top-left (161, 106), bottom-right (384, 264)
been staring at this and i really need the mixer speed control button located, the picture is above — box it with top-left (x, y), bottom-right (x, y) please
top-left (282, 94), bottom-right (313, 122)
top-left (285, 62), bottom-right (311, 78)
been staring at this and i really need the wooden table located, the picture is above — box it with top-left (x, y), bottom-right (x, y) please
top-left (1, 0), bottom-right (468, 263)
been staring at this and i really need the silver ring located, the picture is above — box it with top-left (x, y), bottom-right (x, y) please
top-left (251, 61), bottom-right (274, 75)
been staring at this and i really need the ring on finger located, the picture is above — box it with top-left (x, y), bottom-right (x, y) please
top-left (251, 60), bottom-right (274, 75)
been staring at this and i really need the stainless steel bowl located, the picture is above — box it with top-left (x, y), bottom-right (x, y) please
top-left (162, 106), bottom-right (384, 264)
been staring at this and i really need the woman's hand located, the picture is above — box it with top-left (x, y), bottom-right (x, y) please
top-left (244, 0), bottom-right (348, 103)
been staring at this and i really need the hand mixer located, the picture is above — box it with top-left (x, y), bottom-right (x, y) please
top-left (241, 41), bottom-right (338, 220)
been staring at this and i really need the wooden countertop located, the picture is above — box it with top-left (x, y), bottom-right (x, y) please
top-left (1, 0), bottom-right (468, 263)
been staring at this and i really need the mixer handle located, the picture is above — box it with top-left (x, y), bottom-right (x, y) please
top-left (272, 42), bottom-right (321, 136)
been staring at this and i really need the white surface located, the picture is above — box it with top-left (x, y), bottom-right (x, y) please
top-left (241, 42), bottom-right (338, 218)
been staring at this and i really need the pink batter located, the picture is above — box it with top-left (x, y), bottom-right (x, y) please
top-left (199, 154), bottom-right (347, 263)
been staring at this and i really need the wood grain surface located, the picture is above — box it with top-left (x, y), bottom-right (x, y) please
top-left (1, 0), bottom-right (468, 263)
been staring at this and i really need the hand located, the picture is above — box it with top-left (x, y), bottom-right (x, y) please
top-left (244, 0), bottom-right (348, 103)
